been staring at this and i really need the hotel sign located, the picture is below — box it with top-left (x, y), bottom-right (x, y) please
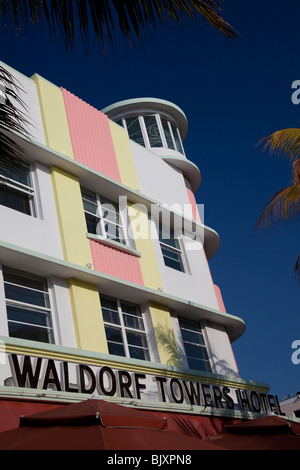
top-left (8, 354), bottom-right (283, 416)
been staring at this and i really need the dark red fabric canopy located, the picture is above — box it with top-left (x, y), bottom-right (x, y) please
top-left (205, 415), bottom-right (300, 450)
top-left (0, 399), bottom-right (226, 450)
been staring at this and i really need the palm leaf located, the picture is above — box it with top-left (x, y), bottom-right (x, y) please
top-left (294, 254), bottom-right (300, 281)
top-left (0, 65), bottom-right (30, 174)
top-left (257, 130), bottom-right (300, 282)
top-left (0, 0), bottom-right (238, 53)
top-left (258, 128), bottom-right (300, 163)
top-left (256, 184), bottom-right (300, 230)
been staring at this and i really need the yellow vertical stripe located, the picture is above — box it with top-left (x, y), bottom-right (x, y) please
top-left (32, 74), bottom-right (74, 159)
top-left (149, 302), bottom-right (181, 366)
top-left (109, 120), bottom-right (140, 190)
top-left (50, 166), bottom-right (93, 267)
top-left (68, 279), bottom-right (108, 354)
top-left (127, 203), bottom-right (163, 290)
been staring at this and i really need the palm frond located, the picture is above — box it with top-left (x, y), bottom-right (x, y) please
top-left (0, 65), bottom-right (30, 173)
top-left (292, 159), bottom-right (300, 185)
top-left (256, 184), bottom-right (300, 230)
top-left (258, 128), bottom-right (300, 163)
top-left (0, 0), bottom-right (238, 53)
top-left (294, 254), bottom-right (300, 281)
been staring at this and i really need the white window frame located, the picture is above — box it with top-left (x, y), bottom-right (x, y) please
top-left (2, 267), bottom-right (55, 344)
top-left (0, 162), bottom-right (35, 216)
top-left (119, 114), bottom-right (185, 155)
top-left (101, 295), bottom-right (151, 362)
top-left (178, 317), bottom-right (211, 373)
top-left (81, 188), bottom-right (127, 245)
top-left (159, 225), bottom-right (185, 273)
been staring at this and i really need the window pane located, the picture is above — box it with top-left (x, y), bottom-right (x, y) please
top-left (0, 185), bottom-right (31, 214)
top-left (3, 268), bottom-right (53, 344)
top-left (107, 341), bottom-right (125, 357)
top-left (4, 284), bottom-right (49, 308)
top-left (126, 331), bottom-right (148, 348)
top-left (82, 198), bottom-right (98, 216)
top-left (185, 343), bottom-right (209, 361)
top-left (159, 227), bottom-right (179, 249)
top-left (181, 328), bottom-right (205, 346)
top-left (105, 325), bottom-right (126, 357)
top-left (3, 269), bottom-right (49, 308)
top-left (7, 305), bottom-right (51, 327)
top-left (123, 314), bottom-right (144, 330)
top-left (3, 269), bottom-right (46, 291)
top-left (85, 213), bottom-right (99, 234)
top-left (102, 205), bottom-right (120, 225)
top-left (129, 345), bottom-right (150, 361)
top-left (171, 125), bottom-right (184, 154)
top-left (144, 116), bottom-right (163, 148)
top-left (179, 317), bottom-right (211, 373)
top-left (105, 325), bottom-right (123, 344)
top-left (8, 321), bottom-right (54, 343)
top-left (161, 246), bottom-right (183, 271)
top-left (104, 222), bottom-right (125, 244)
top-left (125, 117), bottom-right (145, 147)
top-left (161, 118), bottom-right (175, 149)
top-left (102, 308), bottom-right (120, 325)
top-left (0, 161), bottom-right (31, 186)
top-left (101, 297), bottom-right (120, 324)
top-left (187, 356), bottom-right (211, 372)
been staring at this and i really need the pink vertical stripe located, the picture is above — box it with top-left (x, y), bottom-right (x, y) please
top-left (61, 88), bottom-right (121, 182)
top-left (89, 240), bottom-right (144, 285)
top-left (213, 284), bottom-right (227, 313)
top-left (186, 188), bottom-right (201, 223)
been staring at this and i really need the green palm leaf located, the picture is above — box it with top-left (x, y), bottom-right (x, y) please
top-left (256, 184), bottom-right (300, 230)
top-left (257, 129), bottom-right (300, 282)
top-left (258, 128), bottom-right (300, 163)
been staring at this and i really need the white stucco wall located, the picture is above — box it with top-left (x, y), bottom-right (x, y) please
top-left (0, 162), bottom-right (63, 260)
top-left (204, 323), bottom-right (239, 377)
top-left (129, 140), bottom-right (219, 309)
top-left (0, 61), bottom-right (45, 144)
top-left (130, 140), bottom-right (191, 211)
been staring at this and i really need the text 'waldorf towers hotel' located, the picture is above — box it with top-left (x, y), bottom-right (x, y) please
top-left (0, 60), bottom-right (281, 430)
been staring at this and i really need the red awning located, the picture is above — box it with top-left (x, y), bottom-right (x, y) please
top-left (2, 398), bottom-right (298, 450)
top-left (0, 399), bottom-right (228, 450)
top-left (204, 415), bottom-right (300, 450)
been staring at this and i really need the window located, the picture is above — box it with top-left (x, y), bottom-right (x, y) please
top-left (179, 317), bottom-right (211, 372)
top-left (144, 115), bottom-right (163, 148)
top-left (101, 295), bottom-right (150, 361)
top-left (159, 225), bottom-right (184, 272)
top-left (0, 161), bottom-right (35, 215)
top-left (118, 115), bottom-right (184, 154)
top-left (161, 118), bottom-right (175, 150)
top-left (81, 188), bottom-right (126, 245)
top-left (3, 267), bottom-right (54, 344)
top-left (124, 117), bottom-right (145, 147)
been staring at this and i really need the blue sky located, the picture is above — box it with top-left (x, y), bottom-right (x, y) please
top-left (1, 0), bottom-right (299, 401)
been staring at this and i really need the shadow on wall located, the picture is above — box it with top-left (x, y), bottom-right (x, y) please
top-left (155, 324), bottom-right (183, 367)
top-left (212, 356), bottom-right (240, 379)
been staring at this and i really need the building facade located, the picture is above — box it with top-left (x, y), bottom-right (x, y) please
top-left (0, 61), bottom-right (282, 432)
